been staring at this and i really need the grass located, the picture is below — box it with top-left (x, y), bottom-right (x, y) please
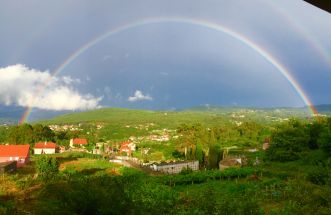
top-left (60, 158), bottom-right (117, 172)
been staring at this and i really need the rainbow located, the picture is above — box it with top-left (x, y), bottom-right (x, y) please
top-left (265, 0), bottom-right (331, 69)
top-left (19, 16), bottom-right (317, 123)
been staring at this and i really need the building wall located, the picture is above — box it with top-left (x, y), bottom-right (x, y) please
top-left (0, 157), bottom-right (9, 163)
top-left (70, 139), bottom-right (73, 147)
top-left (156, 161), bottom-right (199, 174)
top-left (34, 148), bottom-right (56, 154)
top-left (0, 156), bottom-right (28, 167)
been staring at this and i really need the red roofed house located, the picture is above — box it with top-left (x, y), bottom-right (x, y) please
top-left (34, 141), bottom-right (57, 154)
top-left (119, 141), bottom-right (136, 155)
top-left (70, 138), bottom-right (88, 148)
top-left (0, 145), bottom-right (30, 167)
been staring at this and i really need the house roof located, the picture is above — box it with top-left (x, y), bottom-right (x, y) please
top-left (35, 142), bottom-right (56, 149)
top-left (0, 145), bottom-right (30, 157)
top-left (72, 138), bottom-right (88, 145)
top-left (121, 141), bottom-right (131, 146)
top-left (119, 145), bottom-right (131, 152)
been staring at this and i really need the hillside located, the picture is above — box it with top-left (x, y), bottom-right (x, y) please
top-left (38, 108), bottom-right (228, 127)
top-left (37, 105), bottom-right (331, 126)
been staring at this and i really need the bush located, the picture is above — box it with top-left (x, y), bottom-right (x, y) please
top-left (306, 167), bottom-right (329, 185)
top-left (172, 150), bottom-right (184, 159)
top-left (35, 155), bottom-right (59, 181)
top-left (266, 120), bottom-right (309, 162)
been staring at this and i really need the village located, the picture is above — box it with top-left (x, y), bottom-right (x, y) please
top-left (0, 111), bottom-right (329, 214)
top-left (0, 128), bottom-right (270, 175)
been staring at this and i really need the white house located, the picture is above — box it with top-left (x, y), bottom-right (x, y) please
top-left (34, 142), bottom-right (57, 154)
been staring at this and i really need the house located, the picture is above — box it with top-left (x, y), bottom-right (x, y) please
top-left (151, 160), bottom-right (199, 174)
top-left (70, 138), bottom-right (88, 148)
top-left (59, 146), bottom-right (66, 153)
top-left (219, 157), bottom-right (243, 170)
top-left (119, 141), bottom-right (136, 155)
top-left (92, 142), bottom-right (106, 155)
top-left (34, 141), bottom-right (57, 154)
top-left (0, 144), bottom-right (30, 167)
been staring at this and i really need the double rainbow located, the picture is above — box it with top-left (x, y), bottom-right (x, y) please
top-left (19, 17), bottom-right (317, 123)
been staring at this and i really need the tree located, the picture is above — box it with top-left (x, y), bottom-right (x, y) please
top-left (32, 124), bottom-right (55, 142)
top-left (307, 121), bottom-right (324, 149)
top-left (195, 142), bottom-right (204, 164)
top-left (208, 144), bottom-right (221, 169)
top-left (8, 124), bottom-right (34, 144)
top-left (317, 118), bottom-right (331, 156)
top-left (0, 126), bottom-right (8, 143)
top-left (266, 119), bottom-right (309, 162)
top-left (35, 155), bottom-right (59, 181)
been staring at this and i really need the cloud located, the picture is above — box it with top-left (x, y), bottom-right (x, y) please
top-left (128, 90), bottom-right (153, 102)
top-left (0, 64), bottom-right (102, 111)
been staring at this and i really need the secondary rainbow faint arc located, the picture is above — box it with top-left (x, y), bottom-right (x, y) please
top-left (265, 0), bottom-right (331, 69)
top-left (19, 16), bottom-right (317, 123)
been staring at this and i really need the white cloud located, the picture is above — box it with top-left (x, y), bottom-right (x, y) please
top-left (0, 64), bottom-right (102, 111)
top-left (128, 90), bottom-right (153, 102)
top-left (62, 76), bottom-right (80, 85)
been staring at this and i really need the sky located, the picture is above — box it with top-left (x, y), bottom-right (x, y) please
top-left (0, 0), bottom-right (331, 119)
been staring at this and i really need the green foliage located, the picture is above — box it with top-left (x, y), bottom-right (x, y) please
top-left (318, 119), bottom-right (331, 156)
top-left (15, 175), bottom-right (35, 189)
top-left (266, 117), bottom-right (331, 163)
top-left (0, 126), bottom-right (9, 143)
top-left (306, 167), bottom-right (329, 185)
top-left (1, 123), bottom-right (55, 144)
top-left (32, 124), bottom-right (55, 142)
top-left (208, 144), bottom-right (221, 169)
top-left (266, 119), bottom-right (309, 161)
top-left (35, 155), bottom-right (59, 181)
top-left (195, 142), bottom-right (204, 164)
top-left (180, 167), bottom-right (193, 175)
top-left (172, 149), bottom-right (184, 158)
top-left (8, 123), bottom-right (34, 144)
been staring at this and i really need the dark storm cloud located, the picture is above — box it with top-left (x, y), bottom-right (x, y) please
top-left (0, 0), bottom-right (330, 113)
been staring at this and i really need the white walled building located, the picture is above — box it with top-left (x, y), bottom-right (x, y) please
top-left (151, 161), bottom-right (199, 174)
top-left (34, 142), bottom-right (57, 154)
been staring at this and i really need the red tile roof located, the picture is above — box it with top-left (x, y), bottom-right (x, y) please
top-left (72, 138), bottom-right (88, 145)
top-left (119, 145), bottom-right (131, 153)
top-left (35, 142), bottom-right (57, 149)
top-left (0, 145), bottom-right (30, 157)
top-left (121, 141), bottom-right (131, 146)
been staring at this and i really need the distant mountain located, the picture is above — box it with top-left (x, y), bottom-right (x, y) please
top-left (313, 104), bottom-right (331, 113)
top-left (187, 104), bottom-right (331, 114)
top-left (0, 105), bottom-right (24, 124)
top-left (1, 104), bottom-right (330, 125)
top-left (0, 105), bottom-right (72, 125)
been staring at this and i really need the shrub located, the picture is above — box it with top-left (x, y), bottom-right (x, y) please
top-left (35, 155), bottom-right (59, 181)
top-left (306, 167), bottom-right (329, 185)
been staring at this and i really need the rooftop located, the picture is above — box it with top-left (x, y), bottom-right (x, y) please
top-left (0, 145), bottom-right (30, 157)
